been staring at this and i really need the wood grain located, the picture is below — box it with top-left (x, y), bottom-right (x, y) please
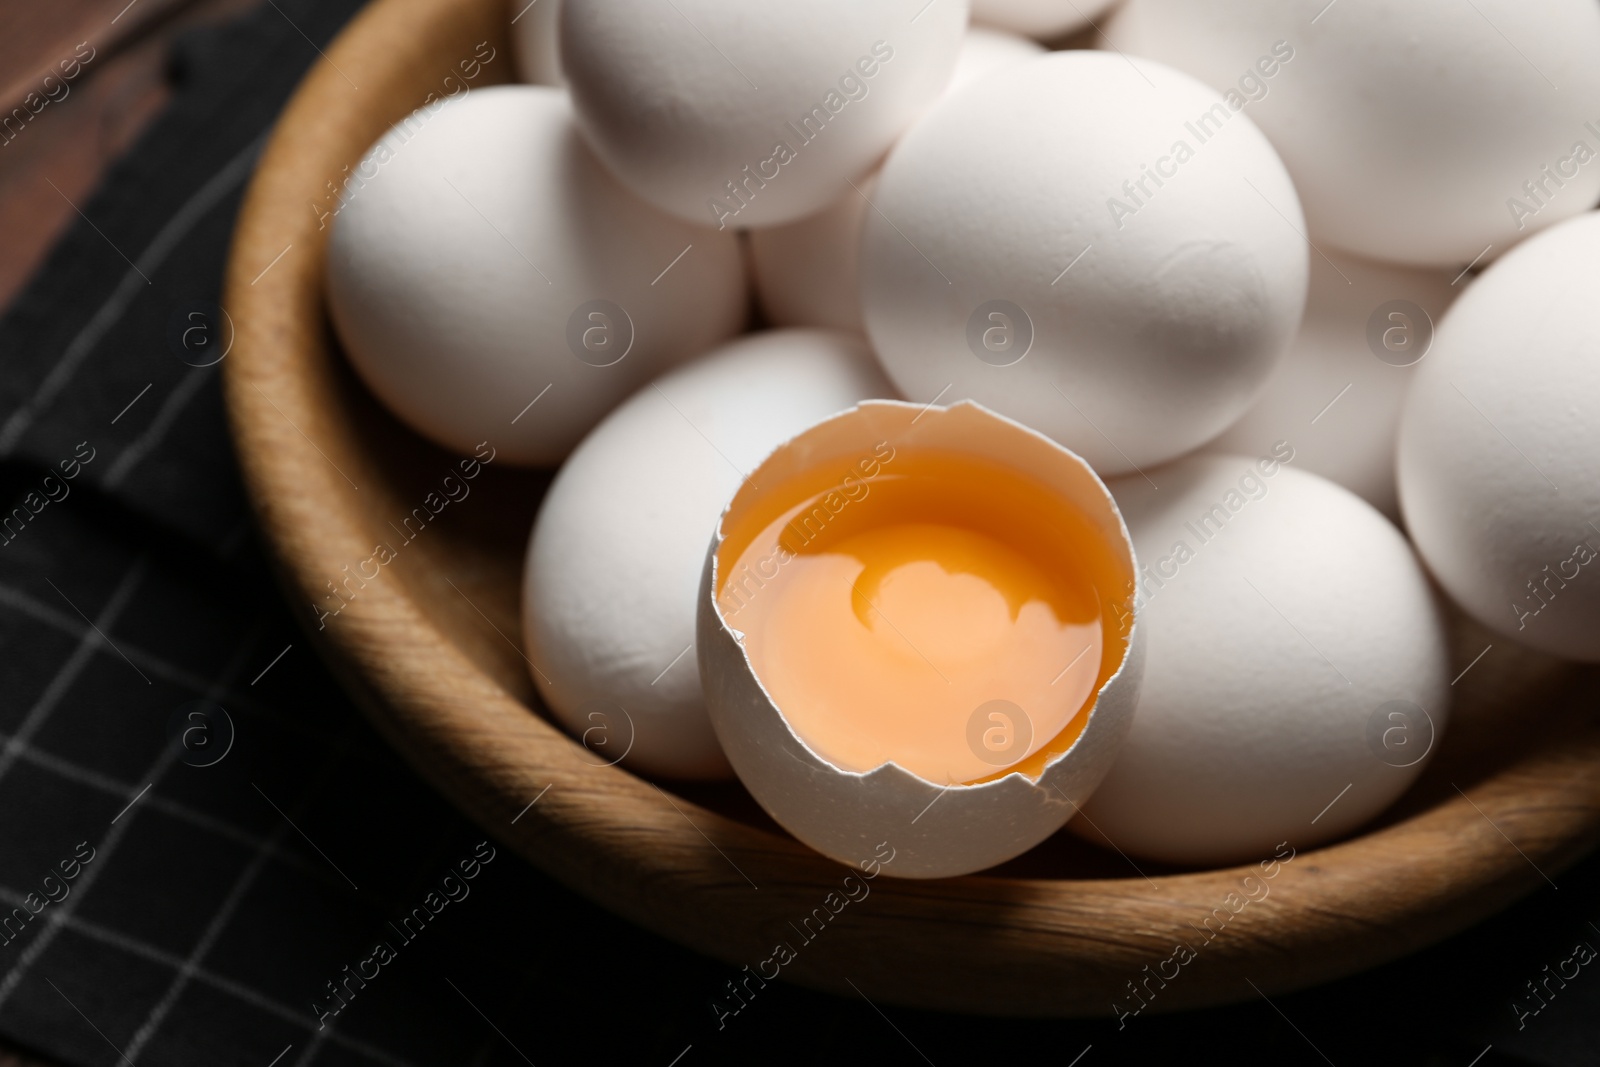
top-left (220, 0), bottom-right (1600, 1016)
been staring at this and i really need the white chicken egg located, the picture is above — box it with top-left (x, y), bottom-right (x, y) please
top-left (558, 0), bottom-right (969, 229)
top-left (972, 0), bottom-right (1120, 41)
top-left (748, 27), bottom-right (1043, 334)
top-left (523, 330), bottom-right (894, 780)
top-left (511, 0), bottom-right (564, 86)
top-left (859, 50), bottom-right (1308, 477)
top-left (1207, 248), bottom-right (1458, 519)
top-left (1398, 211), bottom-right (1600, 663)
top-left (1077, 454), bottom-right (1451, 866)
top-left (325, 85), bottom-right (745, 466)
top-left (1104, 0), bottom-right (1600, 267)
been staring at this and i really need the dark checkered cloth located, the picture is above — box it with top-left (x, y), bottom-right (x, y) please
top-left (0, 2), bottom-right (1598, 1065)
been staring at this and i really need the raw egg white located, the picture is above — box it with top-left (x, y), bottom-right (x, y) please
top-left (1105, 0), bottom-right (1600, 267)
top-left (523, 330), bottom-right (894, 780)
top-left (326, 86), bottom-right (746, 465)
top-left (1078, 455), bottom-right (1451, 866)
top-left (698, 400), bottom-right (1144, 878)
top-left (748, 27), bottom-right (1043, 335)
top-left (859, 50), bottom-right (1308, 476)
top-left (1398, 211), bottom-right (1600, 662)
top-left (558, 0), bottom-right (969, 228)
top-left (1207, 247), bottom-right (1458, 519)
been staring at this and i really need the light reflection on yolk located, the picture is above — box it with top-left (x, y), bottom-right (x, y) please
top-left (716, 448), bottom-right (1127, 786)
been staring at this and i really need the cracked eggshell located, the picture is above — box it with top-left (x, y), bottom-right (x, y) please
top-left (859, 50), bottom-right (1307, 477)
top-left (326, 86), bottom-right (745, 466)
top-left (1104, 0), bottom-right (1600, 267)
top-left (524, 329), bottom-right (894, 781)
top-left (1078, 455), bottom-right (1451, 866)
top-left (696, 400), bottom-right (1144, 878)
top-left (748, 28), bottom-right (1043, 335)
top-left (1397, 211), bottom-right (1600, 662)
top-left (1207, 247), bottom-right (1458, 519)
top-left (559, 0), bottom-right (969, 229)
top-left (973, 0), bottom-right (1120, 40)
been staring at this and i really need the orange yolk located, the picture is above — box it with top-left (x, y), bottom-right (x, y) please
top-left (716, 447), bottom-right (1129, 786)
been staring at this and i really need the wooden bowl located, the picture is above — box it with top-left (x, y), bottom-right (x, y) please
top-left (221, 0), bottom-right (1600, 1015)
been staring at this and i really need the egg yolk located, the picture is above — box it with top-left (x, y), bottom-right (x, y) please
top-left (716, 447), bottom-right (1129, 786)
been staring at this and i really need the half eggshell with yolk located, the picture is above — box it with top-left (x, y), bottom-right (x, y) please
top-left (696, 399), bottom-right (1145, 879)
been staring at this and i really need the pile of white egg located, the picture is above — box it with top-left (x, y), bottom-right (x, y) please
top-left (326, 0), bottom-right (1600, 878)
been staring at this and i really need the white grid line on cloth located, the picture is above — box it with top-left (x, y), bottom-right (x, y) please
top-left (0, 724), bottom-right (477, 937)
top-left (0, 578), bottom-right (380, 761)
top-left (0, 577), bottom-right (301, 722)
top-left (122, 719), bottom-right (360, 1064)
top-left (0, 885), bottom-right (420, 1067)
top-left (0, 621), bottom-right (263, 1013)
top-left (0, 713), bottom-right (501, 1063)
top-left (102, 362), bottom-right (217, 488)
top-left (0, 726), bottom-right (354, 893)
top-left (0, 559), bottom-right (148, 787)
top-left (0, 134), bottom-right (264, 455)
top-left (0, 586), bottom-right (512, 937)
top-left (289, 992), bottom-right (334, 1064)
top-left (0, 612), bottom-right (532, 1066)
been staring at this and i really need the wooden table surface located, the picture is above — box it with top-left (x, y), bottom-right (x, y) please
top-left (0, 0), bottom-right (258, 311)
top-left (0, 2), bottom-right (264, 1062)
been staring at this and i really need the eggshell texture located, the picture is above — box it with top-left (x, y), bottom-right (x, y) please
top-left (1077, 455), bottom-right (1450, 866)
top-left (748, 28), bottom-right (1043, 334)
top-left (511, 0), bottom-right (563, 86)
top-left (1397, 212), bottom-right (1600, 662)
top-left (326, 86), bottom-right (745, 466)
top-left (972, 0), bottom-right (1119, 40)
top-left (559, 0), bottom-right (969, 229)
top-left (859, 50), bottom-right (1308, 476)
top-left (698, 400), bottom-right (1145, 878)
top-left (1207, 248), bottom-right (1458, 519)
top-left (1105, 0), bottom-right (1600, 267)
top-left (524, 330), bottom-right (894, 780)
